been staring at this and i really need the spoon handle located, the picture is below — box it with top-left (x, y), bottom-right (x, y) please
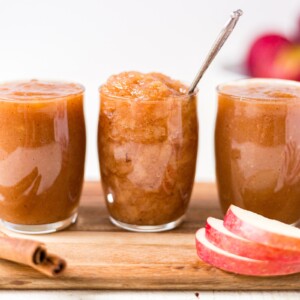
top-left (188, 9), bottom-right (243, 95)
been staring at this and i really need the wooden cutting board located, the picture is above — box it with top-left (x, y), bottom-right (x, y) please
top-left (1, 182), bottom-right (300, 290)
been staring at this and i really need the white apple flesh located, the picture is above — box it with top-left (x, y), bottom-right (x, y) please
top-left (206, 217), bottom-right (300, 262)
top-left (224, 205), bottom-right (300, 251)
top-left (196, 228), bottom-right (300, 276)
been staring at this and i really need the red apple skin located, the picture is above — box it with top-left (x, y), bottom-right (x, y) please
top-left (246, 34), bottom-right (291, 78)
top-left (273, 45), bottom-right (300, 81)
top-left (196, 228), bottom-right (300, 276)
top-left (224, 206), bottom-right (300, 251)
top-left (206, 217), bottom-right (300, 262)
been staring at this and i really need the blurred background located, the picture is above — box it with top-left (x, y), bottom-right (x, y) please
top-left (0, 0), bottom-right (299, 182)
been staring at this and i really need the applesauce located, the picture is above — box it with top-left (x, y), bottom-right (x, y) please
top-left (215, 79), bottom-right (300, 224)
top-left (0, 80), bottom-right (86, 234)
top-left (98, 72), bottom-right (198, 231)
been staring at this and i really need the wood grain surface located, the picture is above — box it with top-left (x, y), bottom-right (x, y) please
top-left (1, 182), bottom-right (300, 290)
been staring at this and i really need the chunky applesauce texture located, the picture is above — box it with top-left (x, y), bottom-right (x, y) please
top-left (98, 72), bottom-right (198, 226)
top-left (0, 80), bottom-right (86, 225)
top-left (216, 79), bottom-right (300, 224)
top-left (100, 71), bottom-right (189, 100)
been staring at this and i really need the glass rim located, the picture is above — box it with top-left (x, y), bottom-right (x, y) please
top-left (0, 79), bottom-right (85, 103)
top-left (98, 84), bottom-right (198, 102)
top-left (216, 78), bottom-right (300, 103)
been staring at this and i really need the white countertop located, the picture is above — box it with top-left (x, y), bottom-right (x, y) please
top-left (0, 291), bottom-right (299, 300)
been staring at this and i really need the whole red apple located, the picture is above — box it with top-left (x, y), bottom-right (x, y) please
top-left (272, 45), bottom-right (300, 80)
top-left (246, 33), bottom-right (300, 80)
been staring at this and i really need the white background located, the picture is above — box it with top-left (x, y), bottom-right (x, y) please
top-left (1, 1), bottom-right (300, 299)
top-left (0, 0), bottom-right (299, 182)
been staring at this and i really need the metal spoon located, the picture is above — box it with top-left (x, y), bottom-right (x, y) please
top-left (188, 9), bottom-right (243, 95)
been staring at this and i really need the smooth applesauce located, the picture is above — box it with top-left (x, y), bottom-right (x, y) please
top-left (0, 80), bottom-right (86, 227)
top-left (98, 72), bottom-right (198, 228)
top-left (215, 79), bottom-right (300, 224)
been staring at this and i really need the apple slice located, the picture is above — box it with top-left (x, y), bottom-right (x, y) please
top-left (206, 217), bottom-right (300, 262)
top-left (224, 205), bottom-right (300, 251)
top-left (196, 228), bottom-right (300, 276)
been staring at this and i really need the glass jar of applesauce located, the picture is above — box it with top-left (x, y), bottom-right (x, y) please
top-left (215, 78), bottom-right (300, 224)
top-left (98, 72), bottom-right (198, 232)
top-left (0, 80), bottom-right (86, 234)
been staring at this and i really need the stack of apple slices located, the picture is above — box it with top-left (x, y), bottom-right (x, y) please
top-left (196, 205), bottom-right (300, 276)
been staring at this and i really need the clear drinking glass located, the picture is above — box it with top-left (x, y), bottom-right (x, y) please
top-left (98, 88), bottom-right (198, 232)
top-left (215, 78), bottom-right (300, 224)
top-left (0, 80), bottom-right (86, 234)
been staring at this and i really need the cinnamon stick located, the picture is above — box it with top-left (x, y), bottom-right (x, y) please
top-left (32, 253), bottom-right (67, 277)
top-left (0, 234), bottom-right (66, 277)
